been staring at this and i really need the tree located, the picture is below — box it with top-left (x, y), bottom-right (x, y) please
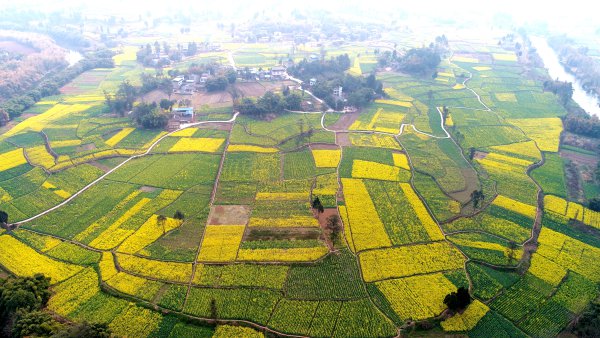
top-left (284, 93), bottom-right (302, 111)
top-left (571, 301), bottom-right (600, 337)
top-left (257, 91), bottom-right (283, 113)
top-left (13, 310), bottom-right (63, 337)
top-left (507, 240), bottom-right (518, 263)
top-left (469, 147), bottom-right (476, 161)
top-left (443, 287), bottom-right (471, 312)
top-left (159, 99), bottom-right (174, 110)
top-left (471, 190), bottom-right (485, 209)
top-left (53, 322), bottom-right (111, 338)
top-left (157, 215), bottom-right (167, 234)
top-left (0, 109), bottom-right (8, 127)
top-left (205, 77), bottom-right (228, 92)
top-left (0, 210), bottom-right (7, 225)
top-left (173, 210), bottom-right (185, 220)
top-left (225, 69), bottom-right (237, 84)
top-left (589, 197), bottom-right (600, 212)
top-left (325, 215), bottom-right (341, 242)
top-left (312, 197), bottom-right (324, 215)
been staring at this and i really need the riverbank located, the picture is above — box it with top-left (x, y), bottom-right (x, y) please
top-left (530, 36), bottom-right (600, 118)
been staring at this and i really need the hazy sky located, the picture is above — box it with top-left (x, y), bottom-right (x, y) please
top-left (1, 0), bottom-right (599, 36)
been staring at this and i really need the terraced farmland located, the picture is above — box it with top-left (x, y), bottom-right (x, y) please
top-left (0, 35), bottom-right (598, 338)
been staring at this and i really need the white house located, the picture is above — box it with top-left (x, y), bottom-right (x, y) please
top-left (172, 76), bottom-right (184, 92)
top-left (271, 66), bottom-right (286, 79)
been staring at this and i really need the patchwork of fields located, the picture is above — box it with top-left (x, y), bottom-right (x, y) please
top-left (0, 38), bottom-right (598, 338)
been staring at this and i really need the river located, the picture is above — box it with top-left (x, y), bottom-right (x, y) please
top-left (530, 36), bottom-right (600, 117)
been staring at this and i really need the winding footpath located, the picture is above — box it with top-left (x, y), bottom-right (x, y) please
top-left (10, 113), bottom-right (240, 227)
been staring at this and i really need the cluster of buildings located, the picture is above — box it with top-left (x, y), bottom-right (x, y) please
top-left (171, 72), bottom-right (218, 94)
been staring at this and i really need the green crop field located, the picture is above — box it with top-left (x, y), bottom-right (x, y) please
top-left (0, 29), bottom-right (598, 338)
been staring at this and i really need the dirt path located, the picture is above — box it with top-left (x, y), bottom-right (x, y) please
top-left (10, 113), bottom-right (239, 227)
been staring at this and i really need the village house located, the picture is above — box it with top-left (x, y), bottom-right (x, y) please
top-left (172, 76), bottom-right (184, 92)
top-left (270, 66), bottom-right (286, 80)
top-left (171, 107), bottom-right (194, 123)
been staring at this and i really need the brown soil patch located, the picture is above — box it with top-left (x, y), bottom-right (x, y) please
top-left (449, 168), bottom-right (481, 203)
top-left (89, 161), bottom-right (112, 173)
top-left (196, 122), bottom-right (232, 131)
top-left (560, 149), bottom-right (599, 167)
top-left (139, 186), bottom-right (158, 193)
top-left (335, 132), bottom-right (352, 147)
top-left (141, 90), bottom-right (233, 109)
top-left (235, 81), bottom-right (295, 98)
top-left (244, 227), bottom-right (322, 241)
top-left (310, 144), bottom-right (339, 150)
top-left (315, 208), bottom-right (339, 250)
top-left (328, 112), bottom-right (359, 131)
top-left (77, 143), bottom-right (96, 152)
top-left (208, 205), bottom-right (251, 225)
top-left (473, 150), bottom-right (488, 160)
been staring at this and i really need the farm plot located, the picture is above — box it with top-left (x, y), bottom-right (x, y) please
top-left (359, 241), bottom-right (465, 282)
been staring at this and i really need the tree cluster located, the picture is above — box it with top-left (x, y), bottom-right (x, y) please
top-left (104, 80), bottom-right (137, 116)
top-left (549, 35), bottom-right (600, 97)
top-left (237, 91), bottom-right (302, 117)
top-left (0, 274), bottom-right (111, 337)
top-left (288, 54), bottom-right (351, 79)
top-left (1, 49), bottom-right (115, 120)
top-left (543, 80), bottom-right (574, 105)
top-left (132, 102), bottom-right (169, 129)
top-left (443, 287), bottom-right (471, 312)
top-left (136, 41), bottom-right (201, 67)
top-left (397, 47), bottom-right (441, 76)
top-left (289, 54), bottom-right (382, 109)
top-left (563, 113), bottom-right (600, 138)
top-left (571, 301), bottom-right (600, 337)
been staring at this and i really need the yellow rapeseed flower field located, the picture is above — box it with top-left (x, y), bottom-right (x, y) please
top-left (105, 128), bottom-right (135, 147)
top-left (99, 252), bottom-right (118, 281)
top-left (566, 202), bottom-right (584, 222)
top-left (228, 144), bottom-right (278, 153)
top-left (544, 195), bottom-right (568, 215)
top-left (3, 103), bottom-right (92, 137)
top-left (374, 99), bottom-right (413, 108)
top-left (359, 241), bottom-right (465, 282)
top-left (312, 149), bottom-right (341, 168)
top-left (494, 93), bottom-right (517, 102)
top-left (528, 253), bottom-right (567, 286)
top-left (169, 137), bottom-right (225, 153)
top-left (400, 183), bottom-right (445, 241)
top-left (490, 141), bottom-right (541, 161)
top-left (441, 300), bottom-right (489, 331)
top-left (197, 225), bottom-right (245, 262)
top-left (352, 160), bottom-right (400, 181)
top-left (0, 235), bottom-right (83, 284)
top-left (341, 178), bottom-right (392, 252)
top-left (117, 253), bottom-right (193, 283)
top-left (375, 273), bottom-right (457, 320)
top-left (48, 268), bottom-right (100, 316)
top-left (213, 325), bottom-right (264, 338)
top-left (508, 117), bottom-right (562, 152)
top-left (392, 153), bottom-right (410, 170)
top-left (492, 195), bottom-right (537, 219)
top-left (89, 198), bottom-right (152, 249)
top-left (49, 139), bottom-right (82, 147)
top-left (537, 228), bottom-right (600, 282)
top-left (170, 128), bottom-right (198, 137)
top-left (25, 145), bottom-right (56, 169)
top-left (118, 214), bottom-right (182, 254)
top-left (0, 148), bottom-right (27, 171)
